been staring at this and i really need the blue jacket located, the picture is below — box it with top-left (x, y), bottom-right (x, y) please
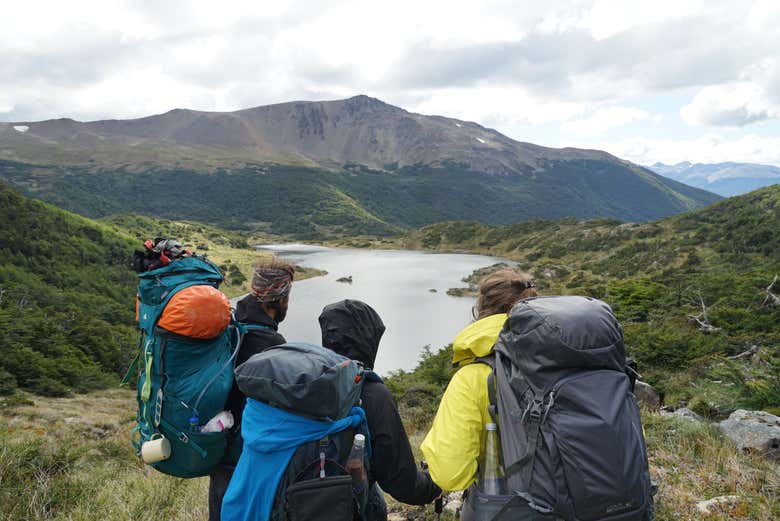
top-left (221, 398), bottom-right (368, 521)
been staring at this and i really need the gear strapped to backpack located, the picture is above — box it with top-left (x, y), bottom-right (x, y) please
top-left (222, 343), bottom-right (372, 521)
top-left (461, 296), bottom-right (654, 521)
top-left (124, 255), bottom-right (261, 478)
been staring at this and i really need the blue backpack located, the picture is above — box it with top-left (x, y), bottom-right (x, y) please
top-left (124, 256), bottom-right (256, 478)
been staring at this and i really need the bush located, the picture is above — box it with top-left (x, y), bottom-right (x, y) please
top-left (0, 367), bottom-right (17, 395)
top-left (687, 396), bottom-right (715, 418)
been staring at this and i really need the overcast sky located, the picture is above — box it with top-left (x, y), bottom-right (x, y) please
top-left (3, 0), bottom-right (780, 166)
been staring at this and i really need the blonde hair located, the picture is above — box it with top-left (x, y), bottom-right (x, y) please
top-left (474, 269), bottom-right (537, 319)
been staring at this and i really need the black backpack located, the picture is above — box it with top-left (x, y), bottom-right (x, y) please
top-left (462, 296), bottom-right (654, 521)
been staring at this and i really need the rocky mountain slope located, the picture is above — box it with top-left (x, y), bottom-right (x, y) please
top-left (0, 96), bottom-right (719, 237)
top-left (2, 95), bottom-right (643, 173)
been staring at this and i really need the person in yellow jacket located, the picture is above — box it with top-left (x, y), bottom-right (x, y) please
top-left (421, 269), bottom-right (537, 491)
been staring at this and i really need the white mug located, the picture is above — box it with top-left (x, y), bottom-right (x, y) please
top-left (141, 434), bottom-right (171, 464)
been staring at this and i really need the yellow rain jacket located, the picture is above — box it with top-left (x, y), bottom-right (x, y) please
top-left (420, 314), bottom-right (506, 491)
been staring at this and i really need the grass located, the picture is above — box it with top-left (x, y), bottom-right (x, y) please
top-left (0, 389), bottom-right (209, 520)
top-left (644, 412), bottom-right (780, 520)
top-left (1, 389), bottom-right (777, 520)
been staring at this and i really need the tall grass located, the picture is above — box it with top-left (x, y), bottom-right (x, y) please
top-left (0, 390), bottom-right (207, 520)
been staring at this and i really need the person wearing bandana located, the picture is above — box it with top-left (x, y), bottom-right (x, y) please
top-left (209, 258), bottom-right (295, 521)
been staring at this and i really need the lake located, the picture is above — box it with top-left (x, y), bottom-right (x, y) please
top-left (253, 244), bottom-right (508, 373)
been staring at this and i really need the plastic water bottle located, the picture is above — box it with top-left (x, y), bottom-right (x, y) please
top-left (478, 423), bottom-right (508, 495)
top-left (201, 411), bottom-right (234, 433)
top-left (189, 413), bottom-right (200, 432)
top-left (345, 434), bottom-right (368, 495)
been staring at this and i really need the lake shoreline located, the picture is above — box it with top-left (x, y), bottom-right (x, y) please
top-left (247, 244), bottom-right (509, 372)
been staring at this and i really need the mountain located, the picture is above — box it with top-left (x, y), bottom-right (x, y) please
top-left (0, 96), bottom-right (720, 237)
top-left (0, 181), bottom-right (139, 396)
top-left (0, 95), bottom-right (661, 173)
top-left (649, 161), bottom-right (780, 197)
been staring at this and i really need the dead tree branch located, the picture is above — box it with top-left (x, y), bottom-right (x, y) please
top-left (727, 345), bottom-right (759, 360)
top-left (687, 290), bottom-right (721, 333)
top-left (763, 274), bottom-right (779, 307)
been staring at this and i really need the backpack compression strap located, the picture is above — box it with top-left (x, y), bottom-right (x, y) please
top-left (476, 354), bottom-right (556, 519)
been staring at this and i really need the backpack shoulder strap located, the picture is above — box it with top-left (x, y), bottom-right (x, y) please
top-left (473, 354), bottom-right (498, 424)
top-left (235, 322), bottom-right (273, 334)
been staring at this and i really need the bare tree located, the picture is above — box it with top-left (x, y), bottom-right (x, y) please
top-left (687, 290), bottom-right (721, 333)
top-left (763, 274), bottom-right (779, 307)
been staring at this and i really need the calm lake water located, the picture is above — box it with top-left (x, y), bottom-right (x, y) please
top-left (253, 244), bottom-right (508, 373)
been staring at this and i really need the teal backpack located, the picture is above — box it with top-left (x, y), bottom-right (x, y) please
top-left (124, 256), bottom-right (249, 478)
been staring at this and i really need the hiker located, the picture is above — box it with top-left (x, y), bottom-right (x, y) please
top-left (421, 269), bottom-right (537, 492)
top-left (319, 299), bottom-right (442, 518)
top-left (209, 259), bottom-right (295, 521)
top-left (422, 271), bottom-right (654, 520)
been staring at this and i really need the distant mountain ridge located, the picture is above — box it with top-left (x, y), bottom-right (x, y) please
top-left (649, 161), bottom-right (780, 197)
top-left (0, 96), bottom-right (720, 236)
top-left (2, 95), bottom-right (615, 174)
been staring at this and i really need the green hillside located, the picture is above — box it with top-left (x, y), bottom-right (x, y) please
top-left (0, 181), bottom-right (138, 396)
top-left (401, 185), bottom-right (780, 413)
top-left (0, 159), bottom-right (719, 239)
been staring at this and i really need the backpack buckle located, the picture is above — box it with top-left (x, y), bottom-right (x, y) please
top-left (523, 400), bottom-right (543, 423)
top-left (319, 437), bottom-right (329, 478)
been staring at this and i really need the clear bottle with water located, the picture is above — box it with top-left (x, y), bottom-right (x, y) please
top-left (478, 423), bottom-right (508, 495)
top-left (345, 433), bottom-right (369, 498)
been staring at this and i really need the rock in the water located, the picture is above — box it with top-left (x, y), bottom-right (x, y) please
top-left (719, 409), bottom-right (780, 460)
top-left (446, 287), bottom-right (474, 297)
top-left (633, 381), bottom-right (661, 409)
top-left (336, 276), bottom-right (353, 283)
top-left (695, 495), bottom-right (741, 515)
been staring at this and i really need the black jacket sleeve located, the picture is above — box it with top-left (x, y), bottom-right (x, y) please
top-left (362, 381), bottom-right (441, 505)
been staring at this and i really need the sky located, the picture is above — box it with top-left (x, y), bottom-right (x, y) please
top-left (2, 0), bottom-right (780, 167)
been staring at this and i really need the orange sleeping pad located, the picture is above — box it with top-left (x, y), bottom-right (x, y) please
top-left (157, 285), bottom-right (231, 339)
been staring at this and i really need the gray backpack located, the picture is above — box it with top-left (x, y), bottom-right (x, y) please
top-left (462, 296), bottom-right (654, 521)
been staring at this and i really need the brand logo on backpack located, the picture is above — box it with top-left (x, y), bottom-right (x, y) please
top-left (605, 500), bottom-right (639, 515)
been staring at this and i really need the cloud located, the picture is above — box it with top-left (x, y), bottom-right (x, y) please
top-left (596, 133), bottom-right (780, 167)
top-left (681, 58), bottom-right (780, 127)
top-left (0, 0), bottom-right (779, 176)
top-left (409, 86), bottom-right (586, 128)
top-left (562, 106), bottom-right (650, 135)
top-left (0, 1), bottom-right (775, 123)
top-left (680, 83), bottom-right (777, 127)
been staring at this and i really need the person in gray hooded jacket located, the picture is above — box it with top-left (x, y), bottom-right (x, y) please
top-left (319, 299), bottom-right (441, 517)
